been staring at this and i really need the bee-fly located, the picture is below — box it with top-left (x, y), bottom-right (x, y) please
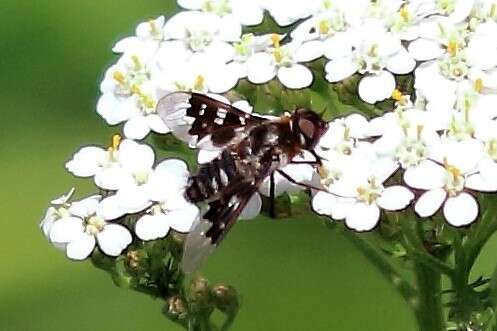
top-left (157, 92), bottom-right (328, 272)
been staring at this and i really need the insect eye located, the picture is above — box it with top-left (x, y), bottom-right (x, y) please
top-left (298, 118), bottom-right (316, 139)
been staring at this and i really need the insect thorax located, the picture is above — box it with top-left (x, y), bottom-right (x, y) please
top-left (186, 120), bottom-right (295, 204)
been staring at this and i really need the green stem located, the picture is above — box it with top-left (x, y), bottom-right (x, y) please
top-left (413, 262), bottom-right (444, 331)
top-left (341, 228), bottom-right (417, 305)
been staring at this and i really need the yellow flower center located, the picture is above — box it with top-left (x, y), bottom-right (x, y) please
top-left (447, 40), bottom-right (458, 56)
top-left (85, 216), bottom-right (105, 235)
top-left (107, 134), bottom-right (122, 161)
top-left (400, 5), bottom-right (410, 21)
top-left (474, 78), bottom-right (484, 94)
top-left (357, 177), bottom-right (383, 205)
top-left (444, 159), bottom-right (464, 197)
top-left (392, 89), bottom-right (403, 101)
top-left (193, 75), bottom-right (206, 92)
top-left (319, 20), bottom-right (331, 35)
top-left (113, 71), bottom-right (126, 85)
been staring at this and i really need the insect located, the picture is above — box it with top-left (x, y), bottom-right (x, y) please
top-left (157, 92), bottom-right (328, 272)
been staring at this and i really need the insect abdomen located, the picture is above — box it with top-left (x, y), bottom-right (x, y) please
top-left (186, 149), bottom-right (239, 203)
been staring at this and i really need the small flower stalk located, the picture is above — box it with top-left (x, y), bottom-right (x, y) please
top-left (41, 1), bottom-right (497, 330)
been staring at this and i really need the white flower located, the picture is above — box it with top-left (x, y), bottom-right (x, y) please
top-left (157, 53), bottom-right (240, 94)
top-left (45, 195), bottom-right (132, 260)
top-left (40, 188), bottom-right (75, 244)
top-left (177, 0), bottom-right (265, 26)
top-left (313, 176), bottom-right (414, 231)
top-left (160, 11), bottom-right (240, 65)
top-left (229, 33), bottom-right (281, 79)
top-left (465, 119), bottom-right (497, 191)
top-left (97, 52), bottom-right (170, 139)
top-left (412, 16), bottom-right (497, 108)
top-left (113, 16), bottom-right (166, 54)
top-left (246, 37), bottom-right (314, 89)
top-left (372, 108), bottom-right (443, 172)
top-left (324, 21), bottom-right (416, 103)
top-left (66, 137), bottom-right (153, 192)
top-left (290, 9), bottom-right (347, 62)
top-left (135, 158), bottom-right (198, 240)
top-left (403, 133), bottom-right (487, 227)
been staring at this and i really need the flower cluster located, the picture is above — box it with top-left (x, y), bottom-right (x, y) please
top-left (41, 136), bottom-right (200, 259)
top-left (42, 0), bottom-right (497, 260)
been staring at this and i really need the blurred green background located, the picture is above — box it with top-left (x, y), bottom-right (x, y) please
top-left (1, 1), bottom-right (496, 330)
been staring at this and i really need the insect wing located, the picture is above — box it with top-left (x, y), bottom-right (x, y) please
top-left (156, 92), bottom-right (265, 150)
top-left (181, 182), bottom-right (259, 273)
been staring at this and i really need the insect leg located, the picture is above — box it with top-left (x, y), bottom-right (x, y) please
top-left (276, 169), bottom-right (327, 193)
top-left (290, 161), bottom-right (320, 165)
top-left (269, 173), bottom-right (276, 218)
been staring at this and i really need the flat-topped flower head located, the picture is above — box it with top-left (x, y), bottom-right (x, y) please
top-left (41, 193), bottom-right (132, 260)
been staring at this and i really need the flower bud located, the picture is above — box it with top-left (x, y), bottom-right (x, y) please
top-left (211, 285), bottom-right (239, 313)
top-left (164, 295), bottom-right (188, 320)
top-left (188, 277), bottom-right (212, 308)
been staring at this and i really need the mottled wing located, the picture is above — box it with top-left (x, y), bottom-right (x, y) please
top-left (181, 180), bottom-right (259, 273)
top-left (156, 92), bottom-right (265, 150)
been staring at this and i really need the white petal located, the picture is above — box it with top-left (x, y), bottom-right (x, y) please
top-left (231, 0), bottom-right (264, 26)
top-left (277, 64), bottom-right (313, 89)
top-left (145, 114), bottom-right (170, 134)
top-left (345, 203), bottom-right (381, 232)
top-left (443, 138), bottom-right (484, 174)
top-left (324, 58), bottom-right (358, 82)
top-left (295, 41), bottom-right (324, 62)
top-left (40, 207), bottom-right (56, 239)
top-left (97, 195), bottom-right (126, 221)
top-left (118, 140), bottom-right (155, 173)
top-left (50, 188), bottom-right (75, 205)
top-left (358, 72), bottom-right (396, 104)
top-left (167, 204), bottom-right (200, 233)
top-left (205, 41), bottom-right (236, 63)
top-left (135, 214), bottom-right (171, 241)
top-left (377, 186), bottom-right (414, 211)
top-left (116, 185), bottom-right (152, 214)
top-left (232, 100), bottom-right (253, 113)
top-left (66, 147), bottom-right (106, 177)
top-left (69, 195), bottom-right (101, 218)
top-left (323, 32), bottom-right (354, 60)
top-left (386, 48), bottom-right (416, 74)
top-left (408, 39), bottom-right (444, 61)
top-left (466, 174), bottom-right (497, 192)
top-left (123, 116), bottom-right (151, 140)
top-left (246, 53), bottom-right (277, 84)
top-left (205, 63), bottom-right (240, 93)
top-left (404, 160), bottom-right (446, 190)
top-left (312, 192), bottom-right (355, 221)
top-left (49, 217), bottom-right (84, 244)
top-left (94, 167), bottom-right (132, 191)
top-left (239, 193), bottom-right (262, 220)
top-left (414, 188), bottom-right (447, 218)
top-left (479, 159), bottom-right (497, 182)
top-left (443, 193), bottom-right (479, 227)
top-left (217, 15), bottom-right (242, 41)
top-left (96, 224), bottom-right (132, 257)
top-left (66, 233), bottom-right (96, 260)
